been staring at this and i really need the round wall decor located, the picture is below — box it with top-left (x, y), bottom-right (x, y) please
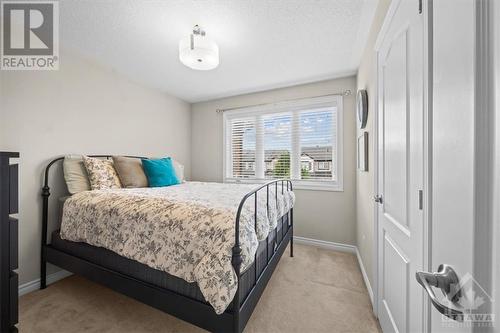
top-left (357, 89), bottom-right (368, 129)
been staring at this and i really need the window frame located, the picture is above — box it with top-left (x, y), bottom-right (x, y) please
top-left (223, 95), bottom-right (343, 191)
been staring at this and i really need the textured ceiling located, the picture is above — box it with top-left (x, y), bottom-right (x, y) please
top-left (61, 0), bottom-right (378, 102)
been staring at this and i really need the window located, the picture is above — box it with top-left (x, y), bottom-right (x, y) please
top-left (223, 95), bottom-right (343, 191)
top-left (301, 160), bottom-right (312, 172)
top-left (317, 161), bottom-right (331, 171)
top-left (264, 112), bottom-right (291, 179)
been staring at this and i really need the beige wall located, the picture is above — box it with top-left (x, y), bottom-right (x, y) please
top-left (356, 0), bottom-right (391, 288)
top-left (0, 52), bottom-right (191, 285)
top-left (191, 76), bottom-right (357, 245)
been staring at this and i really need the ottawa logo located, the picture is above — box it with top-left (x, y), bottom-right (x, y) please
top-left (440, 272), bottom-right (494, 328)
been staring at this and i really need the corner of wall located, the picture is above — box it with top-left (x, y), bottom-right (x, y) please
top-left (354, 0), bottom-right (391, 290)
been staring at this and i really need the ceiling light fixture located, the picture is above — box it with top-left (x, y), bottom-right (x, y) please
top-left (179, 25), bottom-right (219, 71)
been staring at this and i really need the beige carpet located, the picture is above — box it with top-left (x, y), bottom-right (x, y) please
top-left (19, 244), bottom-right (381, 332)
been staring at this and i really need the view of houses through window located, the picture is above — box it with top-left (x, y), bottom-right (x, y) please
top-left (225, 97), bottom-right (340, 186)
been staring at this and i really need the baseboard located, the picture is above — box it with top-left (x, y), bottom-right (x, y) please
top-left (293, 236), bottom-right (374, 306)
top-left (293, 236), bottom-right (356, 253)
top-left (356, 248), bottom-right (374, 305)
top-left (18, 270), bottom-right (73, 296)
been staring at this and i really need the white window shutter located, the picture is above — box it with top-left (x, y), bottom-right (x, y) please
top-left (223, 95), bottom-right (343, 190)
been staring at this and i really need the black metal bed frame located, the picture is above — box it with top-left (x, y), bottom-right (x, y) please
top-left (40, 155), bottom-right (294, 333)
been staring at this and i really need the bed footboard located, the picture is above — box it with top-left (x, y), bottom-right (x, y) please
top-left (231, 179), bottom-right (294, 333)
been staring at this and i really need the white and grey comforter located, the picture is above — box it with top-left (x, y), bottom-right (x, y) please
top-left (60, 181), bottom-right (295, 314)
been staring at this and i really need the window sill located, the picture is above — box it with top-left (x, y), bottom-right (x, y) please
top-left (224, 178), bottom-right (344, 192)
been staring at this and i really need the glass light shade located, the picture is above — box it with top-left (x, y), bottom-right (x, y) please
top-left (179, 34), bottom-right (219, 70)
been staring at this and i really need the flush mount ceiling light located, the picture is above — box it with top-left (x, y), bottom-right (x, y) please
top-left (179, 25), bottom-right (219, 71)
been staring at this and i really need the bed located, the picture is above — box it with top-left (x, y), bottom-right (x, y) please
top-left (40, 155), bottom-right (295, 333)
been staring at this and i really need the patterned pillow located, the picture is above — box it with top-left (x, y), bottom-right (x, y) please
top-left (82, 156), bottom-right (122, 190)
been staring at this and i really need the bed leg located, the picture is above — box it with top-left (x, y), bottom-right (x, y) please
top-left (40, 249), bottom-right (47, 289)
top-left (290, 209), bottom-right (294, 258)
top-left (231, 244), bottom-right (243, 333)
top-left (41, 184), bottom-right (50, 289)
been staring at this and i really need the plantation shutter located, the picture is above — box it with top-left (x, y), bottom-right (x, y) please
top-left (228, 117), bottom-right (256, 179)
top-left (224, 95), bottom-right (342, 189)
top-left (263, 112), bottom-right (293, 179)
top-left (298, 107), bottom-right (336, 180)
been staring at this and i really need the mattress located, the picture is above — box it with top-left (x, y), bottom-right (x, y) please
top-left (51, 213), bottom-right (289, 310)
top-left (60, 182), bottom-right (295, 313)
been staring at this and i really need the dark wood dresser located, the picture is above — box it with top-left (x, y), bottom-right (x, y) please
top-left (0, 152), bottom-right (19, 333)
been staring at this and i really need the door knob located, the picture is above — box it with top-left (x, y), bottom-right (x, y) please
top-left (374, 195), bottom-right (383, 203)
top-left (416, 264), bottom-right (463, 322)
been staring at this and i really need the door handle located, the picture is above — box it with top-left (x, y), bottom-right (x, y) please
top-left (415, 264), bottom-right (463, 322)
top-left (374, 195), bottom-right (383, 203)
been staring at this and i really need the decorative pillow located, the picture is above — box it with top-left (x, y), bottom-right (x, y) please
top-left (142, 157), bottom-right (180, 187)
top-left (112, 156), bottom-right (148, 188)
top-left (151, 157), bottom-right (185, 182)
top-left (82, 156), bottom-right (122, 190)
top-left (63, 155), bottom-right (91, 194)
top-left (172, 159), bottom-right (185, 182)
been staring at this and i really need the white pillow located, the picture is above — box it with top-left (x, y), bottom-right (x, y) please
top-left (63, 155), bottom-right (91, 194)
top-left (172, 159), bottom-right (185, 182)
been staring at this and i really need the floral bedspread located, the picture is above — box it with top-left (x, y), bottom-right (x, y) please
top-left (60, 181), bottom-right (295, 314)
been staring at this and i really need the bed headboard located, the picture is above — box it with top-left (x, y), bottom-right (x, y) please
top-left (41, 155), bottom-right (148, 245)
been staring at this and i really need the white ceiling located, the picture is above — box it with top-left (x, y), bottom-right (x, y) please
top-left (61, 0), bottom-right (378, 103)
